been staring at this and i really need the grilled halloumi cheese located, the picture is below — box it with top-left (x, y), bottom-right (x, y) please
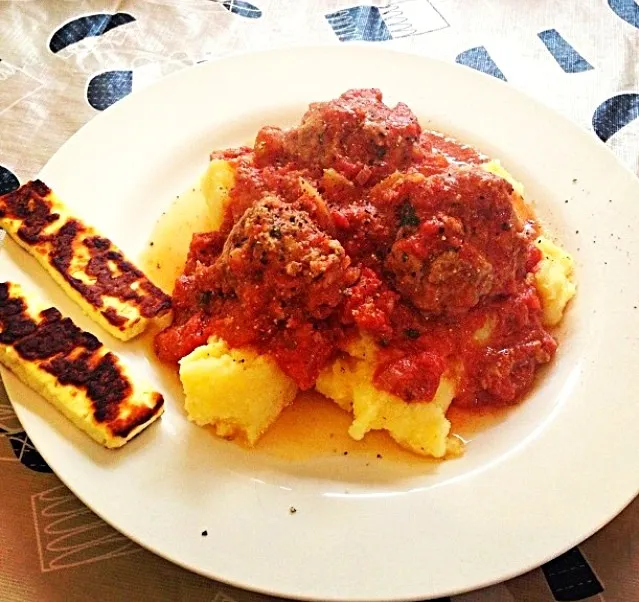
top-left (0, 281), bottom-right (164, 448)
top-left (0, 180), bottom-right (171, 341)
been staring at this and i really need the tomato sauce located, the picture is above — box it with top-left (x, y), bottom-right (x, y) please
top-left (155, 89), bottom-right (556, 410)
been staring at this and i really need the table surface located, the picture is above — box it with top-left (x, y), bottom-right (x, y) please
top-left (1, 1), bottom-right (638, 601)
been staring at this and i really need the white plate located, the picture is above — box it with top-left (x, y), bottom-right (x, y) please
top-left (2, 46), bottom-right (639, 601)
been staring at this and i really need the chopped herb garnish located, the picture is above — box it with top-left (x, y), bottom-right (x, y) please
top-left (397, 201), bottom-right (420, 228)
top-left (404, 328), bottom-right (420, 339)
top-left (198, 290), bottom-right (212, 307)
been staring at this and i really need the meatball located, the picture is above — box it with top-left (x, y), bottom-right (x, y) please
top-left (158, 196), bottom-right (359, 380)
top-left (254, 89), bottom-right (422, 184)
top-left (214, 195), bottom-right (359, 321)
top-left (382, 168), bottom-right (527, 314)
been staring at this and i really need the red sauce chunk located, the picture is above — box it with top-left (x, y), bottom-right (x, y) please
top-left (155, 88), bottom-right (557, 409)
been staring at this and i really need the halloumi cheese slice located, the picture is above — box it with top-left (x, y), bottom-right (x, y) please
top-left (0, 281), bottom-right (164, 448)
top-left (0, 180), bottom-right (171, 341)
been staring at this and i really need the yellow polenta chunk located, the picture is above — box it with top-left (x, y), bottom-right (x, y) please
top-left (179, 337), bottom-right (297, 445)
top-left (349, 375), bottom-right (456, 458)
top-left (534, 237), bottom-right (576, 327)
top-left (314, 356), bottom-right (357, 413)
top-left (201, 159), bottom-right (235, 230)
top-left (316, 339), bottom-right (458, 458)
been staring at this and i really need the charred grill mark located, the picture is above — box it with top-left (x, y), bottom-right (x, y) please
top-left (0, 283), bottom-right (38, 344)
top-left (0, 181), bottom-right (172, 323)
top-left (13, 317), bottom-right (101, 359)
top-left (109, 393), bottom-right (164, 438)
top-left (102, 307), bottom-right (128, 326)
top-left (0, 282), bottom-right (161, 435)
top-left (45, 351), bottom-right (132, 424)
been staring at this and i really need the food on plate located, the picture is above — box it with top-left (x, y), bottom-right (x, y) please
top-left (315, 337), bottom-right (460, 458)
top-left (533, 237), bottom-right (577, 327)
top-left (0, 281), bottom-right (164, 448)
top-left (154, 89), bottom-right (575, 458)
top-left (180, 336), bottom-right (297, 444)
top-left (0, 180), bottom-right (171, 341)
top-left (201, 159), bottom-right (236, 230)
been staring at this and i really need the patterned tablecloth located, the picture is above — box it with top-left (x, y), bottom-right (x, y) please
top-left (1, 1), bottom-right (638, 601)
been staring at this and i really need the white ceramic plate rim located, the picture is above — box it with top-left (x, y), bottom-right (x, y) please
top-left (2, 45), bottom-right (639, 601)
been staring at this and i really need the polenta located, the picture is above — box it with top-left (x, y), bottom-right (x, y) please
top-left (534, 236), bottom-right (576, 327)
top-left (180, 337), bottom-right (297, 445)
top-left (315, 339), bottom-right (459, 458)
top-left (201, 159), bottom-right (236, 231)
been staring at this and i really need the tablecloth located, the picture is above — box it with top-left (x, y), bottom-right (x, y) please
top-left (0, 1), bottom-right (638, 601)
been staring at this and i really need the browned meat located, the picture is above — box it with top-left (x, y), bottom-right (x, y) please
top-left (173, 196), bottom-right (359, 328)
top-left (253, 89), bottom-right (422, 184)
top-left (220, 195), bottom-right (359, 317)
top-left (380, 168), bottom-right (527, 314)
